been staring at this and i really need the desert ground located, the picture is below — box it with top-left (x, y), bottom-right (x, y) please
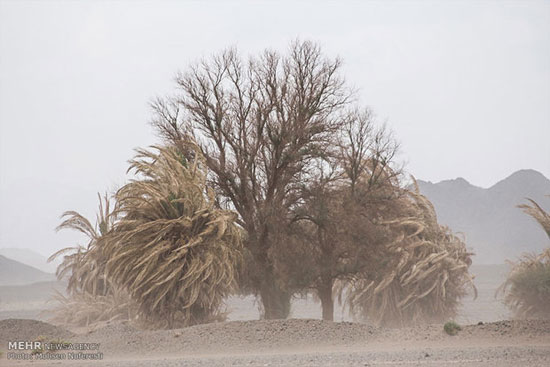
top-left (1, 264), bottom-right (549, 366)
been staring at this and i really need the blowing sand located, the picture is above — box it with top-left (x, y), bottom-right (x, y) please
top-left (1, 318), bottom-right (549, 366)
top-left (2, 264), bottom-right (548, 366)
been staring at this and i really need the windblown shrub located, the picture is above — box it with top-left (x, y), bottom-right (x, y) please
top-left (48, 285), bottom-right (138, 327)
top-left (499, 197), bottom-right (550, 319)
top-left (499, 249), bottom-right (550, 319)
top-left (49, 194), bottom-right (137, 327)
top-left (342, 183), bottom-right (476, 327)
top-left (518, 198), bottom-right (550, 238)
top-left (104, 144), bottom-right (243, 328)
top-left (50, 193), bottom-right (116, 297)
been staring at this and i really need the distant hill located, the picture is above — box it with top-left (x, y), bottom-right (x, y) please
top-left (0, 248), bottom-right (59, 273)
top-left (417, 169), bottom-right (550, 264)
top-left (0, 255), bottom-right (56, 286)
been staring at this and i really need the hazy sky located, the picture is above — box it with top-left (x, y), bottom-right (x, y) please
top-left (1, 0), bottom-right (549, 257)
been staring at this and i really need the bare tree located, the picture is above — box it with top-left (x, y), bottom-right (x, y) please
top-left (289, 109), bottom-right (403, 321)
top-left (152, 41), bottom-right (350, 318)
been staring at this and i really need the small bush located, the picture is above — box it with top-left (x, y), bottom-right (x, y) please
top-left (444, 321), bottom-right (461, 335)
top-left (31, 336), bottom-right (47, 355)
top-left (49, 287), bottom-right (137, 327)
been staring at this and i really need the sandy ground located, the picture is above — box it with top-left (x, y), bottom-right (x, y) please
top-left (2, 264), bottom-right (547, 366)
top-left (1, 318), bottom-right (549, 366)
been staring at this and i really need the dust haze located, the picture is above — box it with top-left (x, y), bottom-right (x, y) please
top-left (1, 1), bottom-right (549, 366)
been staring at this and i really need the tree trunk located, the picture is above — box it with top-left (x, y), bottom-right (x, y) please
top-left (318, 278), bottom-right (334, 321)
top-left (261, 288), bottom-right (291, 319)
top-left (260, 276), bottom-right (291, 319)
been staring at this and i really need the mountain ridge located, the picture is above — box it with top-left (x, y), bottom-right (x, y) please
top-left (0, 255), bottom-right (56, 286)
top-left (0, 248), bottom-right (59, 273)
top-left (417, 169), bottom-right (550, 264)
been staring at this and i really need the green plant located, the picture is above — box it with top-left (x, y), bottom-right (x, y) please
top-left (31, 336), bottom-right (47, 355)
top-left (444, 321), bottom-right (461, 336)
